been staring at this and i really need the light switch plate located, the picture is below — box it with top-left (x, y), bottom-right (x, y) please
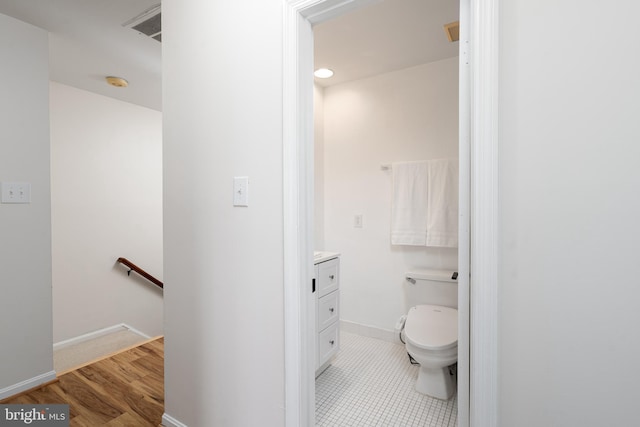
top-left (1, 182), bottom-right (31, 204)
top-left (233, 177), bottom-right (249, 206)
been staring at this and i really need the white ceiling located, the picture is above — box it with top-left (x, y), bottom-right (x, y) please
top-left (0, 0), bottom-right (458, 111)
top-left (0, 0), bottom-right (162, 111)
top-left (314, 0), bottom-right (459, 87)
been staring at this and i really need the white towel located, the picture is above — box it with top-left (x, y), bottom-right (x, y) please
top-left (390, 159), bottom-right (458, 248)
top-left (425, 158), bottom-right (458, 248)
top-left (391, 161), bottom-right (430, 245)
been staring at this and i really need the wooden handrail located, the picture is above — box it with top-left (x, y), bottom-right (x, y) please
top-left (117, 257), bottom-right (163, 289)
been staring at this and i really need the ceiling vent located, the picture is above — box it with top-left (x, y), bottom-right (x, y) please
top-left (123, 4), bottom-right (161, 42)
top-left (443, 21), bottom-right (460, 42)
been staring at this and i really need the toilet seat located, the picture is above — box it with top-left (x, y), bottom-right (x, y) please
top-left (405, 304), bottom-right (457, 351)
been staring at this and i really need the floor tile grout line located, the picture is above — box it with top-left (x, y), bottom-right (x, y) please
top-left (316, 331), bottom-right (457, 427)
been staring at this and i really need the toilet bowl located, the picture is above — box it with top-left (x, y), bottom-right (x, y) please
top-left (404, 304), bottom-right (458, 400)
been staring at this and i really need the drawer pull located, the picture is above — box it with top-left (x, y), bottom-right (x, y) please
top-left (329, 307), bottom-right (334, 313)
top-left (329, 340), bottom-right (335, 345)
top-left (329, 274), bottom-right (335, 280)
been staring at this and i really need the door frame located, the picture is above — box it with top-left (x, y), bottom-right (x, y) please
top-left (282, 0), bottom-right (499, 425)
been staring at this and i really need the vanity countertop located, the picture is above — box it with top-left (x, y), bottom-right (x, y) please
top-left (314, 251), bottom-right (340, 264)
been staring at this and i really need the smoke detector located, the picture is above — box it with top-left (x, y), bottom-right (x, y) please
top-left (123, 4), bottom-right (162, 42)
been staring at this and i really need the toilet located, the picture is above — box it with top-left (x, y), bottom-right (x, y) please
top-left (403, 270), bottom-right (458, 400)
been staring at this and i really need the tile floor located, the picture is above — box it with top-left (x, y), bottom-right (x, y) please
top-left (316, 331), bottom-right (457, 427)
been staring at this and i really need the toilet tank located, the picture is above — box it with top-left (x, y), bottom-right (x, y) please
top-left (404, 269), bottom-right (458, 309)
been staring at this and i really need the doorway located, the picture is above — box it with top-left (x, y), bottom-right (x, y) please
top-left (282, 0), bottom-right (479, 426)
top-left (313, 1), bottom-right (460, 424)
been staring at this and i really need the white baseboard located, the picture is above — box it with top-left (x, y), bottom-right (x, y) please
top-left (122, 323), bottom-right (152, 340)
top-left (0, 370), bottom-right (57, 400)
top-left (340, 320), bottom-right (399, 343)
top-left (162, 412), bottom-right (188, 427)
top-left (53, 323), bottom-right (151, 350)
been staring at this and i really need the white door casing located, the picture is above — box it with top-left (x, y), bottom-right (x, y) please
top-left (282, 0), bottom-right (499, 426)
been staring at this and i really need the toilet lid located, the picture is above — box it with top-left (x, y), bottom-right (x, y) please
top-left (404, 304), bottom-right (458, 350)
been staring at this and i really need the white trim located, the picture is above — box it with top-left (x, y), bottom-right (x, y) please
top-left (300, 0), bottom-right (381, 25)
top-left (0, 370), bottom-right (57, 400)
top-left (283, 2), bottom-right (385, 426)
top-left (470, 0), bottom-right (500, 425)
top-left (121, 323), bottom-right (152, 340)
top-left (340, 320), bottom-right (398, 344)
top-left (53, 323), bottom-right (150, 350)
top-left (457, 0), bottom-right (471, 425)
top-left (161, 413), bottom-right (189, 427)
top-left (283, 2), bottom-right (315, 426)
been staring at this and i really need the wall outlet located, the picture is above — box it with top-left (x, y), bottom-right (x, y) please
top-left (1, 182), bottom-right (31, 204)
top-left (354, 214), bottom-right (363, 228)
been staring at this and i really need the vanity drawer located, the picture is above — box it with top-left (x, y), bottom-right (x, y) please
top-left (317, 258), bottom-right (339, 297)
top-left (318, 321), bottom-right (340, 364)
top-left (318, 290), bottom-right (339, 331)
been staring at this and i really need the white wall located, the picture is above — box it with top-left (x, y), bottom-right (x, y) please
top-left (498, 1), bottom-right (640, 425)
top-left (162, 0), bottom-right (285, 425)
top-left (50, 82), bottom-right (163, 342)
top-left (0, 14), bottom-right (53, 393)
top-left (319, 58), bottom-right (458, 333)
top-left (314, 84), bottom-right (325, 249)
top-left (162, 1), bottom-right (640, 425)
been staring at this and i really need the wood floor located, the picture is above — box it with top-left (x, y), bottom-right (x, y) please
top-left (1, 337), bottom-right (164, 426)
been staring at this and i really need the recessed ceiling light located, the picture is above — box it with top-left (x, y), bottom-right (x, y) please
top-left (314, 68), bottom-right (334, 79)
top-left (106, 76), bottom-right (129, 88)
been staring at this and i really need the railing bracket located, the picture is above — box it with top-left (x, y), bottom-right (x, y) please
top-left (116, 257), bottom-right (164, 289)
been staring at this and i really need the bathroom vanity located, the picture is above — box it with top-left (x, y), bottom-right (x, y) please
top-left (314, 252), bottom-right (340, 377)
